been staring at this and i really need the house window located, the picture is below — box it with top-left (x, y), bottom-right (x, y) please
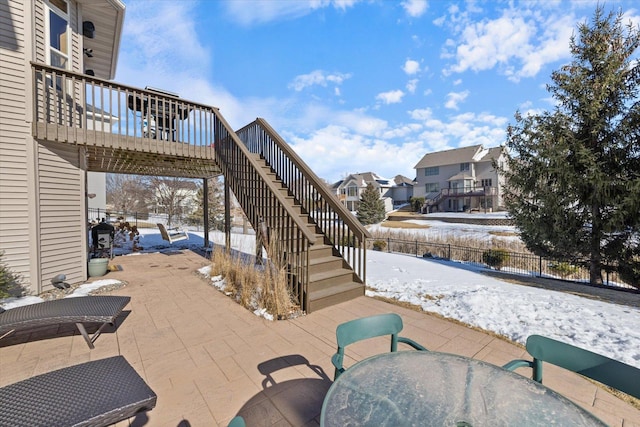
top-left (46, 0), bottom-right (69, 70)
top-left (481, 179), bottom-right (492, 187)
top-left (425, 166), bottom-right (439, 176)
top-left (425, 183), bottom-right (439, 193)
top-left (460, 162), bottom-right (470, 172)
top-left (346, 185), bottom-right (358, 197)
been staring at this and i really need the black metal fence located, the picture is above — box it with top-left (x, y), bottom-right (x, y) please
top-left (369, 237), bottom-right (635, 290)
top-left (87, 208), bottom-right (194, 230)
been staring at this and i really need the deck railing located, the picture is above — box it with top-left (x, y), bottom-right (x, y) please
top-left (236, 118), bottom-right (371, 285)
top-left (32, 62), bottom-right (217, 157)
top-left (32, 62), bottom-right (321, 310)
top-left (214, 116), bottom-right (321, 310)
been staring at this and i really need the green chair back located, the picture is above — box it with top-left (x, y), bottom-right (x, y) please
top-left (504, 334), bottom-right (640, 399)
top-left (228, 416), bottom-right (245, 427)
top-left (331, 313), bottom-right (427, 380)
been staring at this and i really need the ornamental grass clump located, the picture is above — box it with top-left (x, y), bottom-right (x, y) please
top-left (209, 237), bottom-right (296, 319)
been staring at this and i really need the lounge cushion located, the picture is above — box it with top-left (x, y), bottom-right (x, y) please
top-left (0, 296), bottom-right (130, 348)
top-left (0, 356), bottom-right (157, 427)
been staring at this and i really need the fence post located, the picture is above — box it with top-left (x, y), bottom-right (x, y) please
top-left (415, 240), bottom-right (418, 257)
top-left (387, 238), bottom-right (390, 253)
top-left (448, 244), bottom-right (451, 260)
top-left (539, 257), bottom-right (542, 278)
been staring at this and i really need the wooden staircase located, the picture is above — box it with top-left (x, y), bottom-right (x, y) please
top-left (223, 119), bottom-right (370, 313)
top-left (251, 154), bottom-right (365, 312)
top-left (28, 63), bottom-right (368, 311)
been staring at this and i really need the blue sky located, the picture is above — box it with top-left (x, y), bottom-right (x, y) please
top-left (115, 0), bottom-right (639, 183)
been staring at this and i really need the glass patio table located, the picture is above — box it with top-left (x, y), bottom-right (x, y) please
top-left (320, 351), bottom-right (606, 427)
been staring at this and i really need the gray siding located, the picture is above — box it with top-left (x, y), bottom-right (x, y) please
top-left (37, 140), bottom-right (86, 289)
top-left (0, 0), bottom-right (34, 288)
top-left (34, 0), bottom-right (45, 62)
top-left (1, 0), bottom-right (89, 294)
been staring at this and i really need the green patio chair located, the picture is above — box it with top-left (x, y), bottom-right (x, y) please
top-left (228, 416), bottom-right (245, 427)
top-left (503, 334), bottom-right (640, 399)
top-left (331, 313), bottom-right (428, 380)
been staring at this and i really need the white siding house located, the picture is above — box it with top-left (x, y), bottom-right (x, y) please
top-left (0, 0), bottom-right (125, 294)
top-left (332, 172), bottom-right (413, 213)
top-left (413, 145), bottom-right (507, 213)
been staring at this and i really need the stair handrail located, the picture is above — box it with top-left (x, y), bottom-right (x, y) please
top-left (238, 118), bottom-right (371, 242)
top-left (213, 113), bottom-right (317, 245)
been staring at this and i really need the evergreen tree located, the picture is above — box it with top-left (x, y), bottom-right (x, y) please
top-left (357, 183), bottom-right (386, 225)
top-left (501, 7), bottom-right (640, 285)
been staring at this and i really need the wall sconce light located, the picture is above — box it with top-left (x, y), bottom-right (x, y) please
top-left (83, 21), bottom-right (95, 38)
top-left (86, 193), bottom-right (96, 199)
top-left (83, 48), bottom-right (93, 57)
top-left (85, 69), bottom-right (95, 76)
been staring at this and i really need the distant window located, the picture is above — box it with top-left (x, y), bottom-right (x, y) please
top-left (425, 183), bottom-right (439, 193)
top-left (425, 166), bottom-right (439, 176)
top-left (460, 162), bottom-right (470, 172)
top-left (346, 185), bottom-right (358, 197)
top-left (481, 179), bottom-right (492, 187)
top-left (46, 0), bottom-right (69, 70)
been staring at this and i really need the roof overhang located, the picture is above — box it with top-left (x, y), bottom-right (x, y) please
top-left (78, 0), bottom-right (125, 80)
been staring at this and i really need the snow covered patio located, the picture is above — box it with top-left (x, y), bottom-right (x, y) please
top-left (0, 250), bottom-right (638, 426)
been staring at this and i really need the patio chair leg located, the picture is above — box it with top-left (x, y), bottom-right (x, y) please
top-left (0, 329), bottom-right (16, 341)
top-left (75, 323), bottom-right (96, 349)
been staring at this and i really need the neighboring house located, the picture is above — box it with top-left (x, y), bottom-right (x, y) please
top-left (388, 174), bottom-right (415, 207)
top-left (413, 145), bottom-right (508, 213)
top-left (332, 172), bottom-right (414, 213)
top-left (0, 0), bottom-right (125, 293)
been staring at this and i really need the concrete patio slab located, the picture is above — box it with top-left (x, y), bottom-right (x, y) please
top-left (1, 250), bottom-right (638, 426)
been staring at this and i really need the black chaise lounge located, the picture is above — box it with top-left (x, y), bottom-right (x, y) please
top-left (0, 296), bottom-right (130, 348)
top-left (0, 356), bottom-right (157, 427)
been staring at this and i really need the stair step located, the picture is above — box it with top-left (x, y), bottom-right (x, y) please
top-left (309, 255), bottom-right (345, 275)
top-left (307, 281), bottom-right (365, 312)
top-left (308, 243), bottom-right (335, 259)
top-left (309, 267), bottom-right (354, 289)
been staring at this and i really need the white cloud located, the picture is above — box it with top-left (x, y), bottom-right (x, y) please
top-left (445, 90), bottom-right (469, 110)
top-left (406, 79), bottom-right (419, 94)
top-left (117, 1), bottom-right (210, 82)
top-left (401, 0), bottom-right (428, 18)
top-left (376, 90), bottom-right (405, 104)
top-left (288, 70), bottom-right (352, 91)
top-left (223, 0), bottom-right (362, 26)
top-left (403, 59), bottom-right (421, 75)
top-left (287, 125), bottom-right (426, 181)
top-left (409, 108), bottom-right (433, 121)
top-left (449, 11), bottom-right (535, 74)
top-left (512, 13), bottom-right (574, 81)
top-left (442, 6), bottom-right (577, 81)
top-left (408, 109), bottom-right (508, 151)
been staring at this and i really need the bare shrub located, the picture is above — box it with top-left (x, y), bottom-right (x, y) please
top-left (482, 249), bottom-right (511, 270)
top-left (548, 261), bottom-right (580, 279)
top-left (208, 239), bottom-right (295, 319)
